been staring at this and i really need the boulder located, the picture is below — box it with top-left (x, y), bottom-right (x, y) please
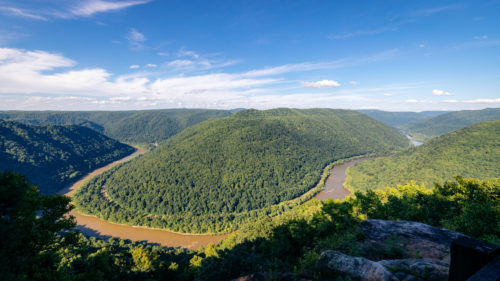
top-left (361, 219), bottom-right (469, 264)
top-left (231, 272), bottom-right (312, 281)
top-left (317, 250), bottom-right (398, 281)
top-left (379, 259), bottom-right (448, 281)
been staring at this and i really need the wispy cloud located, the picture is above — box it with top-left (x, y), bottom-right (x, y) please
top-left (329, 28), bottom-right (396, 40)
top-left (0, 47), bottom-right (407, 110)
top-left (473, 35), bottom-right (488, 40)
top-left (301, 80), bottom-right (340, 88)
top-left (0, 6), bottom-right (47, 20)
top-left (127, 28), bottom-right (146, 49)
top-left (0, 0), bottom-right (151, 21)
top-left (432, 89), bottom-right (453, 96)
top-left (129, 64), bottom-right (140, 69)
top-left (444, 98), bottom-right (500, 104)
top-left (415, 4), bottom-right (463, 16)
top-left (70, 0), bottom-right (152, 17)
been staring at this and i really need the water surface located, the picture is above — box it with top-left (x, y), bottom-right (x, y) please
top-left (60, 148), bottom-right (228, 249)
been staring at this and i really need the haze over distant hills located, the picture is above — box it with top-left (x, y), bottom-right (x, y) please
top-left (345, 120), bottom-right (500, 192)
top-left (0, 120), bottom-right (135, 194)
top-left (357, 109), bottom-right (447, 128)
top-left (402, 108), bottom-right (500, 142)
top-left (73, 108), bottom-right (410, 233)
top-left (0, 109), bottom-right (231, 144)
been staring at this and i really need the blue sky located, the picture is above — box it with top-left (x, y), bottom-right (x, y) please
top-left (0, 0), bottom-right (499, 111)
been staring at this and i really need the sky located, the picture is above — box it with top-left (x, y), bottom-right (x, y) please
top-left (0, 0), bottom-right (499, 112)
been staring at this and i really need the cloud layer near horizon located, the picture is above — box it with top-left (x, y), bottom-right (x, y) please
top-left (1, 47), bottom-right (498, 111)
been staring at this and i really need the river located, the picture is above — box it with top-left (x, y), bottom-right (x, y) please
top-left (59, 148), bottom-right (229, 250)
top-left (314, 158), bottom-right (370, 201)
top-left (61, 149), bottom-right (371, 248)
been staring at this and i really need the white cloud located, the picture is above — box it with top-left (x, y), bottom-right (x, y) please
top-left (383, 93), bottom-right (393, 96)
top-left (0, 1), bottom-right (151, 21)
top-left (129, 64), bottom-right (140, 69)
top-left (70, 0), bottom-right (152, 17)
top-left (128, 28), bottom-right (145, 42)
top-left (0, 6), bottom-right (47, 20)
top-left (473, 35), bottom-right (488, 40)
top-left (177, 48), bottom-right (199, 59)
top-left (146, 63), bottom-right (157, 68)
top-left (301, 80), bottom-right (341, 88)
top-left (329, 28), bottom-right (395, 40)
top-left (0, 47), bottom-right (427, 111)
top-left (432, 89), bottom-right (453, 96)
top-left (349, 81), bottom-right (358, 85)
top-left (415, 4), bottom-right (462, 16)
top-left (163, 49), bottom-right (241, 72)
top-left (444, 98), bottom-right (500, 104)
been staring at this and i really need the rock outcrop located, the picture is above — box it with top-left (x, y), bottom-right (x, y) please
top-left (231, 272), bottom-right (312, 281)
top-left (361, 219), bottom-right (468, 264)
top-left (379, 259), bottom-right (448, 281)
top-left (317, 250), bottom-right (399, 281)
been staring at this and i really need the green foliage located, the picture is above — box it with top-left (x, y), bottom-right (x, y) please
top-left (3, 171), bottom-right (498, 280)
top-left (73, 108), bottom-right (410, 233)
top-left (345, 120), bottom-right (500, 192)
top-left (0, 120), bottom-right (135, 194)
top-left (357, 109), bottom-right (446, 128)
top-left (350, 176), bottom-right (500, 241)
top-left (0, 109), bottom-right (231, 144)
top-left (402, 107), bottom-right (500, 142)
top-left (0, 172), bottom-right (76, 281)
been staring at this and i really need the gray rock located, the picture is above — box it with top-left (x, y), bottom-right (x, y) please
top-left (231, 272), bottom-right (312, 281)
top-left (379, 259), bottom-right (448, 281)
top-left (361, 219), bottom-right (469, 264)
top-left (318, 250), bottom-right (399, 281)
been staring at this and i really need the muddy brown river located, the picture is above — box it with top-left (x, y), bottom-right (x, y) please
top-left (59, 148), bottom-right (229, 250)
top-left (60, 149), bottom-right (367, 249)
top-left (314, 158), bottom-right (369, 201)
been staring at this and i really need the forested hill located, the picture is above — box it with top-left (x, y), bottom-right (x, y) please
top-left (74, 108), bottom-right (410, 233)
top-left (357, 109), bottom-right (446, 128)
top-left (345, 120), bottom-right (500, 192)
top-left (402, 107), bottom-right (500, 142)
top-left (0, 109), bottom-right (231, 144)
top-left (0, 120), bottom-right (135, 194)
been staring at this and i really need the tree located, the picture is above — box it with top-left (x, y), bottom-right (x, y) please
top-left (0, 172), bottom-right (76, 281)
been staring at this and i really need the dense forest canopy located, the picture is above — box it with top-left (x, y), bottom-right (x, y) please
top-left (73, 108), bottom-right (410, 233)
top-left (345, 120), bottom-right (500, 192)
top-left (3, 171), bottom-right (498, 281)
top-left (0, 120), bottom-right (135, 194)
top-left (357, 109), bottom-right (446, 128)
top-left (0, 109), bottom-right (231, 144)
top-left (402, 107), bottom-right (500, 142)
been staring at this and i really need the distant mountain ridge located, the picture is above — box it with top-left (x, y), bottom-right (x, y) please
top-left (0, 120), bottom-right (135, 194)
top-left (402, 107), bottom-right (500, 142)
top-left (357, 109), bottom-right (447, 128)
top-left (0, 109), bottom-right (231, 144)
top-left (73, 108), bottom-right (410, 233)
top-left (345, 120), bottom-right (500, 192)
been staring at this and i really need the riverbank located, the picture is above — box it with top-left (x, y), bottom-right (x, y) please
top-left (60, 147), bottom-right (228, 249)
top-left (314, 157), bottom-right (371, 201)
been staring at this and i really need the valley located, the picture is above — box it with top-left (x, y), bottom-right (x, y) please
top-left (1, 108), bottom-right (499, 281)
top-left (60, 147), bottom-right (228, 249)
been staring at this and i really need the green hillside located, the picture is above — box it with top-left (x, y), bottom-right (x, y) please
top-left (0, 109), bottom-right (231, 144)
top-left (345, 120), bottom-right (500, 192)
top-left (403, 107), bottom-right (500, 142)
top-left (357, 109), bottom-right (446, 128)
top-left (73, 108), bottom-right (410, 233)
top-left (0, 120), bottom-right (135, 194)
